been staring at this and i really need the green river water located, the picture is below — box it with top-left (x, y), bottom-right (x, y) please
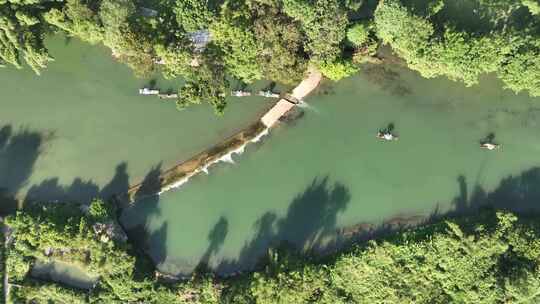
top-left (122, 64), bottom-right (540, 276)
top-left (3, 36), bottom-right (540, 278)
top-left (0, 36), bottom-right (272, 211)
top-left (31, 260), bottom-right (98, 290)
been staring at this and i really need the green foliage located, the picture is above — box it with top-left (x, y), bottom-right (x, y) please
top-left (15, 282), bottom-right (88, 304)
top-left (44, 0), bottom-right (104, 44)
top-left (5, 201), bottom-right (540, 303)
top-left (87, 199), bottom-right (114, 222)
top-left (177, 48), bottom-right (229, 114)
top-left (210, 1), bottom-right (262, 83)
top-left (225, 211), bottom-right (540, 303)
top-left (374, 0), bottom-right (540, 91)
top-left (421, 30), bottom-right (511, 86)
top-left (0, 0), bottom-right (54, 74)
top-left (522, 0), bottom-right (540, 14)
top-left (174, 0), bottom-right (214, 32)
top-left (319, 58), bottom-right (359, 81)
top-left (5, 201), bottom-right (150, 303)
top-left (347, 20), bottom-right (379, 64)
top-left (4, 0), bottom-right (540, 110)
top-left (99, 0), bottom-right (135, 32)
top-left (374, 0), bottom-right (434, 67)
top-left (154, 42), bottom-right (193, 79)
top-left (98, 0), bottom-right (157, 77)
top-left (498, 38), bottom-right (540, 96)
top-left (283, 0), bottom-right (349, 63)
top-left (347, 21), bottom-right (372, 47)
top-left (251, 0), bottom-right (307, 85)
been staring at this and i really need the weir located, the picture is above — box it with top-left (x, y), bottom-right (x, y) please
top-left (120, 68), bottom-right (322, 203)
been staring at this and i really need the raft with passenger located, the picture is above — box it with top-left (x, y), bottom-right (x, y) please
top-left (139, 88), bottom-right (159, 95)
top-left (158, 93), bottom-right (178, 99)
top-left (480, 143), bottom-right (501, 150)
top-left (231, 90), bottom-right (252, 97)
top-left (258, 90), bottom-right (280, 98)
top-left (377, 131), bottom-right (399, 141)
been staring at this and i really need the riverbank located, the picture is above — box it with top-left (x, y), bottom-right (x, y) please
top-left (6, 202), bottom-right (540, 303)
top-left (120, 67), bottom-right (323, 203)
top-left (120, 63), bottom-right (540, 278)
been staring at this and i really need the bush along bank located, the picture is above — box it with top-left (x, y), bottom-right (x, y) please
top-left (3, 0), bottom-right (540, 113)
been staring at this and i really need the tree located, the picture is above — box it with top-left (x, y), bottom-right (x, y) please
top-left (347, 21), bottom-right (372, 47)
top-left (375, 0), bottom-right (513, 86)
top-left (251, 0), bottom-right (307, 85)
top-left (177, 47), bottom-right (229, 114)
top-left (154, 41), bottom-right (193, 79)
top-left (319, 58), bottom-right (358, 81)
top-left (174, 0), bottom-right (214, 32)
top-left (282, 0), bottom-right (349, 63)
top-left (0, 0), bottom-right (54, 74)
top-left (522, 0), bottom-right (540, 14)
top-left (210, 0), bottom-right (262, 83)
top-left (421, 30), bottom-right (511, 86)
top-left (99, 0), bottom-right (156, 77)
top-left (374, 0), bottom-right (434, 66)
top-left (498, 39), bottom-right (540, 96)
top-left (44, 0), bottom-right (104, 44)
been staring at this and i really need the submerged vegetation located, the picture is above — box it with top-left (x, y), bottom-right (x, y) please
top-left (1, 0), bottom-right (540, 112)
top-left (3, 201), bottom-right (540, 303)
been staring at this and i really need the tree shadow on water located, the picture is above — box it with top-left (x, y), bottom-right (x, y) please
top-left (138, 167), bottom-right (540, 278)
top-left (197, 216), bottom-right (229, 272)
top-left (116, 165), bottom-right (172, 275)
top-left (0, 123), bottom-right (164, 214)
top-left (0, 125), bottom-right (54, 214)
top-left (443, 168), bottom-right (540, 217)
top-left (25, 162), bottom-right (131, 205)
top-left (208, 176), bottom-right (351, 275)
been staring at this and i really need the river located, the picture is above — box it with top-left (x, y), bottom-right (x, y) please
top-left (3, 36), bottom-right (540, 278)
top-left (0, 36), bottom-right (273, 212)
top-left (121, 63), bottom-right (540, 276)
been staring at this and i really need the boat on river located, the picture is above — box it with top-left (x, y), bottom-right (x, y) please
top-left (258, 90), bottom-right (280, 98)
top-left (158, 93), bottom-right (179, 99)
top-left (139, 88), bottom-right (159, 95)
top-left (377, 131), bottom-right (399, 141)
top-left (232, 90), bottom-right (252, 97)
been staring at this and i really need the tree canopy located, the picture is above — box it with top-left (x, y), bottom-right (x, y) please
top-left (375, 0), bottom-right (540, 90)
top-left (3, 0), bottom-right (540, 112)
top-left (5, 201), bottom-right (540, 303)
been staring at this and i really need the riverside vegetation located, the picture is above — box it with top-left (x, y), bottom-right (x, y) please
top-left (3, 202), bottom-right (540, 303)
top-left (2, 0), bottom-right (540, 113)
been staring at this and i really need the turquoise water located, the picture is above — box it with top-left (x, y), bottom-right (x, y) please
top-left (0, 36), bottom-right (273, 210)
top-left (121, 64), bottom-right (540, 276)
top-left (4, 35), bottom-right (540, 278)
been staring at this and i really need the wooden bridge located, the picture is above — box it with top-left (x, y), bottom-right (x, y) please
top-left (261, 68), bottom-right (322, 127)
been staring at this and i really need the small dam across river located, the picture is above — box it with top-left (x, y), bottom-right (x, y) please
top-left (120, 68), bottom-right (322, 203)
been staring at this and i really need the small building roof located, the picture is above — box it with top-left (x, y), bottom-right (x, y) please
top-left (188, 30), bottom-right (211, 52)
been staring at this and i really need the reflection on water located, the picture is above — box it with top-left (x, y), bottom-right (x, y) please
top-left (121, 64), bottom-right (540, 276)
top-left (31, 260), bottom-right (98, 290)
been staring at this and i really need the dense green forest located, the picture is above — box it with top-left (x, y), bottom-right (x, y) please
top-left (1, 0), bottom-right (540, 113)
top-left (3, 201), bottom-right (540, 303)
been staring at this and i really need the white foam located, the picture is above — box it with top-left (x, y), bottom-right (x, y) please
top-left (158, 174), bottom-right (193, 194)
top-left (251, 128), bottom-right (269, 143)
top-left (220, 153), bottom-right (235, 164)
top-left (157, 123), bottom-right (272, 195)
